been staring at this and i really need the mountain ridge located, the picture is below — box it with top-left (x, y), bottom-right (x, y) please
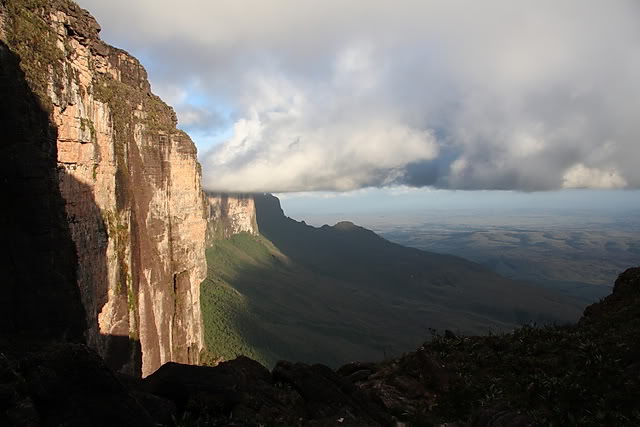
top-left (199, 192), bottom-right (583, 368)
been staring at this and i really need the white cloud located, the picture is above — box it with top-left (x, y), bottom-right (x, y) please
top-left (562, 164), bottom-right (627, 189)
top-left (201, 53), bottom-right (438, 192)
top-left (77, 0), bottom-right (640, 191)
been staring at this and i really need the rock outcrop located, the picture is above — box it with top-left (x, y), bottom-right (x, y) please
top-left (2, 268), bottom-right (637, 426)
top-left (0, 345), bottom-right (156, 427)
top-left (1, 0), bottom-right (207, 376)
top-left (206, 192), bottom-right (259, 242)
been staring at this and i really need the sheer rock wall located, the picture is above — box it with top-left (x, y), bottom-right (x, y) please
top-left (1, 0), bottom-right (207, 376)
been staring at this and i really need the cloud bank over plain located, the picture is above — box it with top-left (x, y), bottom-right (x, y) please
top-left (79, 0), bottom-right (640, 192)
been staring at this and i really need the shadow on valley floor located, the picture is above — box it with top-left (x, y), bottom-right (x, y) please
top-left (199, 194), bottom-right (584, 368)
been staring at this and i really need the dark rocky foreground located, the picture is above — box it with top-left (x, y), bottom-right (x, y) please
top-left (1, 268), bottom-right (639, 426)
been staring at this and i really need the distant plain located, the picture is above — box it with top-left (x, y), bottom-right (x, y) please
top-left (296, 208), bottom-right (640, 303)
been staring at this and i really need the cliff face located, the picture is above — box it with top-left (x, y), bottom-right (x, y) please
top-left (206, 193), bottom-right (259, 242)
top-left (1, 0), bottom-right (207, 376)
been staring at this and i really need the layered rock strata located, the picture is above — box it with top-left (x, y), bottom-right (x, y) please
top-left (1, 0), bottom-right (207, 376)
top-left (206, 193), bottom-right (259, 242)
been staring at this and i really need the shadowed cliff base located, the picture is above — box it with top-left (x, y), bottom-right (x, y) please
top-left (0, 39), bottom-right (86, 344)
top-left (56, 165), bottom-right (142, 376)
top-left (0, 35), bottom-right (150, 426)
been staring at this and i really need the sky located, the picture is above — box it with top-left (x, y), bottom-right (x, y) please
top-left (77, 0), bottom-right (640, 214)
top-left (276, 188), bottom-right (640, 223)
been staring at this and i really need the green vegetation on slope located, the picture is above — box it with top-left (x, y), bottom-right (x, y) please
top-left (198, 194), bottom-right (586, 369)
top-left (200, 275), bottom-right (271, 367)
top-left (199, 224), bottom-right (639, 424)
top-left (200, 233), bottom-right (284, 367)
top-left (200, 231), bottom-right (408, 368)
top-left (200, 201), bottom-right (582, 369)
top-left (3, 0), bottom-right (67, 110)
